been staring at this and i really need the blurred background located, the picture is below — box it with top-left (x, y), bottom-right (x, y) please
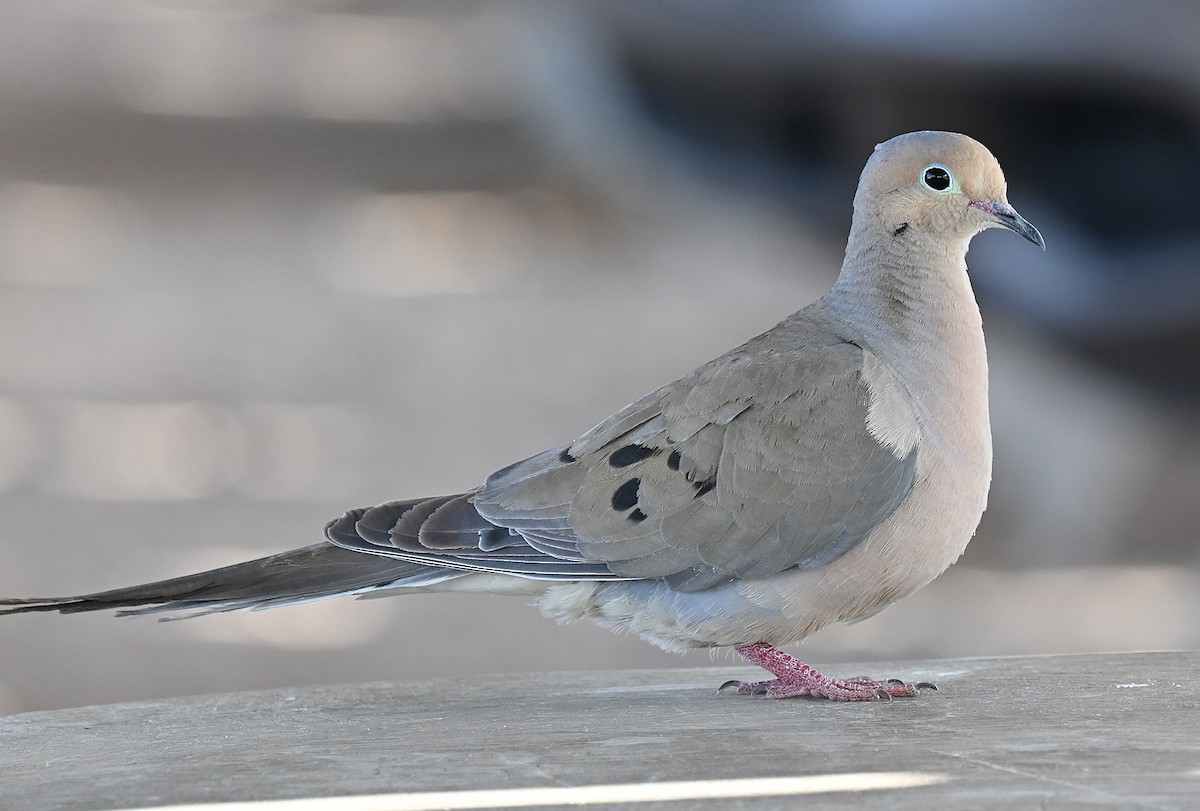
top-left (1, 0), bottom-right (1199, 714)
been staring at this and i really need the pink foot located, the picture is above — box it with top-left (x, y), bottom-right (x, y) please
top-left (718, 642), bottom-right (937, 701)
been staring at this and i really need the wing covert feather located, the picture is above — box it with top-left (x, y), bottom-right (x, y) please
top-left (328, 311), bottom-right (919, 592)
top-left (469, 311), bottom-right (920, 591)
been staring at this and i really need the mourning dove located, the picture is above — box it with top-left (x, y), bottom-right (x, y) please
top-left (1, 131), bottom-right (1043, 700)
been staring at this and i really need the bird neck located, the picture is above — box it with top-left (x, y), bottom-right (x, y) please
top-left (822, 229), bottom-right (991, 468)
top-left (823, 231), bottom-right (986, 386)
top-left (828, 228), bottom-right (979, 332)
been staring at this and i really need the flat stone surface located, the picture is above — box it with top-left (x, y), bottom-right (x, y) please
top-left (1, 652), bottom-right (1197, 810)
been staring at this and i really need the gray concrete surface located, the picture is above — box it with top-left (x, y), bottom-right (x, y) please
top-left (2, 652), bottom-right (1198, 810)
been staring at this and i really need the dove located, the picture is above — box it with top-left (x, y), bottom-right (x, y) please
top-left (1, 131), bottom-right (1043, 700)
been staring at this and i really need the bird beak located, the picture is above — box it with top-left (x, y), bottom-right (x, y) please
top-left (969, 200), bottom-right (1045, 250)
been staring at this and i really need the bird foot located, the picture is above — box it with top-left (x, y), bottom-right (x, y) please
top-left (718, 642), bottom-right (936, 701)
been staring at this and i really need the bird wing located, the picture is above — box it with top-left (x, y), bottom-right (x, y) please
top-left (327, 308), bottom-right (918, 593)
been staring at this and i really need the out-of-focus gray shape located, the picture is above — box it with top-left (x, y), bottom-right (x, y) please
top-left (522, 1), bottom-right (1200, 397)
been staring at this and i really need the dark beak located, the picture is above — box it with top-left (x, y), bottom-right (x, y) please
top-left (973, 200), bottom-right (1045, 250)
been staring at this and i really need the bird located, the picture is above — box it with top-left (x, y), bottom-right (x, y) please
top-left (1, 131), bottom-right (1044, 700)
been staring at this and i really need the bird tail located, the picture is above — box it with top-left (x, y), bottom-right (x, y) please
top-left (0, 543), bottom-right (458, 619)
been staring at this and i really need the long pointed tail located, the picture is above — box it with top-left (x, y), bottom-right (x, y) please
top-left (0, 543), bottom-right (452, 619)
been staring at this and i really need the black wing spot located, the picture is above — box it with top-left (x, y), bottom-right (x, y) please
top-left (893, 222), bottom-right (909, 237)
top-left (667, 450), bottom-right (681, 471)
top-left (608, 444), bottom-right (658, 468)
top-left (611, 477), bottom-right (641, 511)
top-left (558, 448), bottom-right (577, 464)
top-left (628, 508), bottom-right (647, 523)
top-left (693, 478), bottom-right (716, 498)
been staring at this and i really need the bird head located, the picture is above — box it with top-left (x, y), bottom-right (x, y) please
top-left (856, 131), bottom-right (1045, 251)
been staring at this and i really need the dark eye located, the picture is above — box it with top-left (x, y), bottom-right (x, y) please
top-left (922, 165), bottom-right (953, 192)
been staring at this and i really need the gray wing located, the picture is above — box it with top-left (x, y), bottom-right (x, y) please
top-left (325, 310), bottom-right (917, 594)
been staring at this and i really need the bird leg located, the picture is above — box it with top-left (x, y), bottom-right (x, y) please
top-left (719, 642), bottom-right (936, 701)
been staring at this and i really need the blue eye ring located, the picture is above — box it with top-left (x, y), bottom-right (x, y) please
top-left (921, 164), bottom-right (956, 193)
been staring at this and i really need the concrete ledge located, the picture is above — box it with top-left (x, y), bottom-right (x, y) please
top-left (2, 652), bottom-right (1198, 810)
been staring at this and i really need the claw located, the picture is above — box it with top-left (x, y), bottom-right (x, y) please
top-left (886, 678), bottom-right (905, 685)
top-left (751, 684), bottom-right (770, 696)
top-left (718, 680), bottom-right (743, 693)
top-left (916, 681), bottom-right (938, 691)
top-left (873, 688), bottom-right (893, 701)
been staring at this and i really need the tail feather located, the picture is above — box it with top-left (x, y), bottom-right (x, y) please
top-left (0, 543), bottom-right (452, 618)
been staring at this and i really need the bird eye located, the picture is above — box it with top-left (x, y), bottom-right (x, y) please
top-left (921, 164), bottom-right (954, 192)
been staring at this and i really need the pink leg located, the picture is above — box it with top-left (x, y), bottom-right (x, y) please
top-left (719, 642), bottom-right (936, 701)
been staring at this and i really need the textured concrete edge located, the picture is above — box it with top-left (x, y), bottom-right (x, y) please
top-left (0, 653), bottom-right (1016, 720)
